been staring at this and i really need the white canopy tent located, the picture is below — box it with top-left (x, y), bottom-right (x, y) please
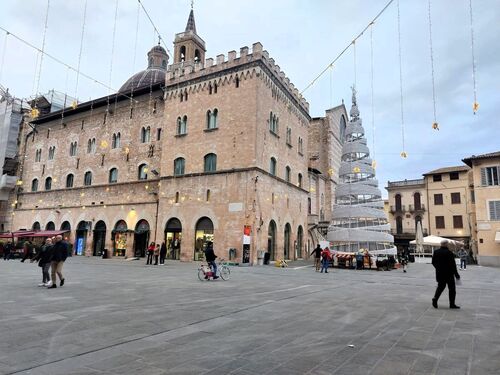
top-left (410, 235), bottom-right (464, 248)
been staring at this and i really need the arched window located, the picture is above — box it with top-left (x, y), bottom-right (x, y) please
top-left (162, 59), bottom-right (167, 68)
top-left (32, 222), bottom-right (41, 231)
top-left (84, 171), bottom-right (92, 186)
top-left (298, 173), bottom-right (303, 188)
top-left (87, 138), bottom-right (96, 153)
top-left (204, 153), bottom-right (217, 172)
top-left (45, 221), bottom-right (55, 231)
top-left (109, 168), bottom-right (118, 183)
top-left (35, 149), bottom-right (42, 162)
top-left (31, 178), bottom-right (38, 192)
top-left (48, 146), bottom-right (55, 160)
top-left (177, 116), bottom-right (187, 135)
top-left (70, 142), bottom-right (77, 156)
top-left (414, 192), bottom-right (421, 210)
top-left (141, 127), bottom-right (150, 143)
top-left (174, 157), bottom-right (185, 176)
top-left (45, 177), bottom-right (52, 191)
top-left (206, 189), bottom-right (211, 202)
top-left (138, 164), bottom-right (148, 180)
top-left (194, 49), bottom-right (201, 63)
top-left (285, 166), bottom-right (291, 182)
top-left (66, 174), bottom-right (74, 188)
top-left (270, 157), bottom-right (277, 176)
top-left (207, 109), bottom-right (218, 129)
top-left (340, 115), bottom-right (347, 143)
top-left (112, 133), bottom-right (121, 149)
top-left (180, 45), bottom-right (186, 62)
top-left (395, 194), bottom-right (402, 211)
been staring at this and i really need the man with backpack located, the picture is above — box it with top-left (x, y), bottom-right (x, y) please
top-left (320, 247), bottom-right (331, 273)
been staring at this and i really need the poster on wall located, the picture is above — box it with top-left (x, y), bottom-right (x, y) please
top-left (76, 238), bottom-right (84, 256)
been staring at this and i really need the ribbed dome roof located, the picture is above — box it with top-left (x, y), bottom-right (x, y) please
top-left (119, 68), bottom-right (165, 93)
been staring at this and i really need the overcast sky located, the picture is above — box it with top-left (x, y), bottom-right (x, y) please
top-left (0, 0), bottom-right (499, 197)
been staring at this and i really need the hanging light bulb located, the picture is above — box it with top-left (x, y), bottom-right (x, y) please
top-left (100, 140), bottom-right (108, 149)
top-left (371, 160), bottom-right (377, 169)
top-left (31, 107), bottom-right (40, 118)
top-left (432, 122), bottom-right (439, 130)
top-left (400, 151), bottom-right (408, 158)
top-left (16, 180), bottom-right (23, 186)
top-left (353, 166), bottom-right (361, 173)
top-left (473, 102), bottom-right (479, 113)
top-left (328, 168), bottom-right (334, 176)
top-left (71, 100), bottom-right (78, 110)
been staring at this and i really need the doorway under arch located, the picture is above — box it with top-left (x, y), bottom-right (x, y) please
top-left (194, 217), bottom-right (214, 261)
top-left (32, 222), bottom-right (41, 231)
top-left (75, 221), bottom-right (89, 255)
top-left (268, 220), bottom-right (277, 261)
top-left (93, 220), bottom-right (106, 256)
top-left (112, 220), bottom-right (128, 256)
top-left (45, 221), bottom-right (55, 231)
top-left (134, 220), bottom-right (150, 257)
top-left (165, 218), bottom-right (182, 260)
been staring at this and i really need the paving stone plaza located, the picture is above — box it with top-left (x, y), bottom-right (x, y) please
top-left (0, 258), bottom-right (499, 375)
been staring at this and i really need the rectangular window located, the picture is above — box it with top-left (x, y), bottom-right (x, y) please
top-left (451, 192), bottom-right (461, 204)
top-left (489, 200), bottom-right (500, 220)
top-left (481, 166), bottom-right (500, 186)
top-left (157, 128), bottom-right (162, 141)
top-left (433, 174), bottom-right (442, 182)
top-left (434, 194), bottom-right (443, 205)
top-left (453, 215), bottom-right (463, 228)
top-left (449, 172), bottom-right (459, 180)
top-left (470, 190), bottom-right (475, 204)
top-left (435, 216), bottom-right (445, 229)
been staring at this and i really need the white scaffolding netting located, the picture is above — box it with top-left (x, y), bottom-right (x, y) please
top-left (327, 87), bottom-right (396, 256)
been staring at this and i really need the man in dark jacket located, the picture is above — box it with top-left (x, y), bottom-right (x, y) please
top-left (31, 238), bottom-right (53, 286)
top-left (432, 240), bottom-right (460, 309)
top-left (48, 235), bottom-right (68, 288)
top-left (3, 240), bottom-right (13, 260)
top-left (310, 244), bottom-right (322, 272)
top-left (160, 241), bottom-right (167, 265)
top-left (204, 242), bottom-right (218, 279)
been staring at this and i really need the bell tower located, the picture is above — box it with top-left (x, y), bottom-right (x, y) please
top-left (173, 9), bottom-right (206, 65)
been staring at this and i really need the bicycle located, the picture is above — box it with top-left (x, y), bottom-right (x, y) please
top-left (197, 258), bottom-right (230, 281)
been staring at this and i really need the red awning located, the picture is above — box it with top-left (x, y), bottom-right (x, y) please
top-left (29, 230), bottom-right (70, 238)
top-left (0, 230), bottom-right (70, 239)
top-left (0, 231), bottom-right (35, 239)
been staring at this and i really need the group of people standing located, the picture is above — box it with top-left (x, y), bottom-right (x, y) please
top-left (31, 235), bottom-right (68, 288)
top-left (146, 242), bottom-right (167, 265)
top-left (311, 244), bottom-right (332, 273)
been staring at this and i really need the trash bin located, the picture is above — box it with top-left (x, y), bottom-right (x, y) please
top-left (102, 249), bottom-right (108, 259)
top-left (263, 252), bottom-right (270, 265)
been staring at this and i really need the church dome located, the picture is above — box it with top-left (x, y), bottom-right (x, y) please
top-left (119, 68), bottom-right (166, 93)
top-left (119, 43), bottom-right (169, 93)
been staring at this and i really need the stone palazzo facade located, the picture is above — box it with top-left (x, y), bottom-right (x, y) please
top-left (9, 10), bottom-right (346, 264)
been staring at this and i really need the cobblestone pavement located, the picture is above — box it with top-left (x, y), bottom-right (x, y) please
top-left (0, 257), bottom-right (499, 375)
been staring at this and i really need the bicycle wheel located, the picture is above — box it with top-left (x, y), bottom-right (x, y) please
top-left (219, 265), bottom-right (230, 280)
top-left (198, 268), bottom-right (207, 281)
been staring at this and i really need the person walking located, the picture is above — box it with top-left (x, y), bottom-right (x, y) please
top-left (47, 235), bottom-right (68, 289)
top-left (320, 247), bottom-right (331, 273)
top-left (458, 248), bottom-right (468, 270)
top-left (146, 242), bottom-right (155, 265)
top-left (310, 244), bottom-right (322, 272)
top-left (31, 238), bottom-right (53, 286)
top-left (432, 240), bottom-right (461, 309)
top-left (204, 242), bottom-right (218, 279)
top-left (154, 244), bottom-right (160, 265)
top-left (160, 241), bottom-right (167, 265)
top-left (21, 241), bottom-right (34, 262)
top-left (356, 252), bottom-right (364, 270)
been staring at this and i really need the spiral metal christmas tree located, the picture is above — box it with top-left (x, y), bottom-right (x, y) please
top-left (327, 87), bottom-right (396, 255)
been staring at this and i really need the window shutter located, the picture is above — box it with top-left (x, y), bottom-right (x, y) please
top-left (480, 168), bottom-right (487, 186)
top-left (490, 200), bottom-right (500, 220)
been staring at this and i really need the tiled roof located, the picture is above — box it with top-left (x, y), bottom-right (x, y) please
top-left (462, 151), bottom-right (500, 167)
top-left (423, 165), bottom-right (470, 175)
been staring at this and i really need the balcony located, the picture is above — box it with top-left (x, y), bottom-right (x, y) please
top-left (308, 214), bottom-right (319, 227)
top-left (389, 205), bottom-right (406, 214)
top-left (408, 204), bottom-right (426, 213)
top-left (390, 228), bottom-right (429, 236)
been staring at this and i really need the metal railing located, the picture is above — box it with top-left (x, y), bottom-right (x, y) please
top-left (389, 205), bottom-right (406, 213)
top-left (408, 204), bottom-right (426, 212)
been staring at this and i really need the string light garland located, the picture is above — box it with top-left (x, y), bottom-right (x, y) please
top-left (370, 23), bottom-right (376, 165)
top-left (396, 0), bottom-right (407, 158)
top-left (73, 0), bottom-right (88, 105)
top-left (137, 0), bottom-right (172, 57)
top-left (108, 0), bottom-right (119, 95)
top-left (468, 0), bottom-right (479, 114)
top-left (428, 0), bottom-right (438, 130)
top-left (0, 31), bottom-right (8, 84)
top-left (33, 0), bottom-right (51, 109)
top-left (132, 1), bottom-right (141, 72)
top-left (301, 0), bottom-right (395, 95)
top-left (0, 26), bottom-right (137, 103)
